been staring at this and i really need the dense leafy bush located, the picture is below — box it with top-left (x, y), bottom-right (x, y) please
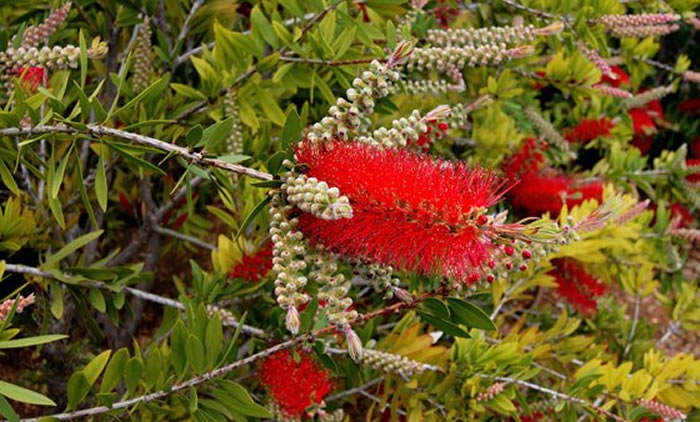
top-left (0, 0), bottom-right (699, 421)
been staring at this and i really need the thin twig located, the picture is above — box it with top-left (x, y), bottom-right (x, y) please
top-left (279, 56), bottom-right (379, 66)
top-left (153, 226), bottom-right (216, 250)
top-left (0, 125), bottom-right (273, 181)
top-left (623, 293), bottom-right (641, 358)
top-left (325, 377), bottom-right (384, 402)
top-left (172, 0), bottom-right (204, 59)
top-left (4, 263), bottom-right (266, 338)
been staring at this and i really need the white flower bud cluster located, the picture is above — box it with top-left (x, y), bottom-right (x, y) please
top-left (609, 24), bottom-right (679, 38)
top-left (426, 25), bottom-right (536, 47)
top-left (524, 106), bottom-right (572, 160)
top-left (223, 88), bottom-right (244, 154)
top-left (269, 194), bottom-right (310, 334)
top-left (359, 348), bottom-right (430, 379)
top-left (595, 84), bottom-right (632, 98)
top-left (684, 70), bottom-right (700, 84)
top-left (354, 262), bottom-right (400, 299)
top-left (267, 401), bottom-right (299, 422)
top-left (637, 399), bottom-right (687, 420)
top-left (18, 2), bottom-right (72, 48)
top-left (477, 382), bottom-right (505, 401)
top-left (132, 17), bottom-right (154, 92)
top-left (598, 13), bottom-right (680, 28)
top-left (309, 251), bottom-right (357, 328)
top-left (307, 60), bottom-right (401, 144)
top-left (390, 78), bottom-right (457, 96)
top-left (578, 43), bottom-right (615, 80)
top-left (317, 408), bottom-right (345, 422)
top-left (0, 45), bottom-right (79, 72)
top-left (357, 109), bottom-right (429, 149)
top-left (623, 85), bottom-right (673, 109)
top-left (206, 304), bottom-right (237, 326)
top-left (405, 45), bottom-right (533, 74)
top-left (282, 172), bottom-right (353, 220)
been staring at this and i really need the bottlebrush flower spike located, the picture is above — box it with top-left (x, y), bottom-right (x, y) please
top-left (228, 242), bottom-right (273, 283)
top-left (259, 349), bottom-right (333, 418)
top-left (20, 2), bottom-right (72, 48)
top-left (549, 259), bottom-right (605, 315)
top-left (501, 137), bottom-right (546, 179)
top-left (0, 294), bottom-right (36, 320)
top-left (637, 399), bottom-right (687, 420)
top-left (600, 66), bottom-right (630, 87)
top-left (295, 140), bottom-right (510, 281)
top-left (564, 118), bottom-right (614, 143)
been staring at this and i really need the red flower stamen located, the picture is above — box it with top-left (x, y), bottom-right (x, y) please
top-left (228, 243), bottom-right (273, 283)
top-left (549, 258), bottom-right (606, 315)
top-left (295, 140), bottom-right (509, 281)
top-left (259, 349), bottom-right (332, 417)
top-left (564, 118), bottom-right (614, 143)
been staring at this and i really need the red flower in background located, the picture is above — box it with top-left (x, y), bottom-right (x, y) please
top-left (434, 0), bottom-right (459, 29)
top-left (295, 140), bottom-right (509, 281)
top-left (628, 89), bottom-right (668, 155)
top-left (16, 66), bottom-right (44, 90)
top-left (502, 140), bottom-right (604, 216)
top-left (228, 243), bottom-right (273, 283)
top-left (691, 138), bottom-right (700, 158)
top-left (679, 99), bottom-right (700, 115)
top-left (687, 158), bottom-right (700, 184)
top-left (670, 202), bottom-right (694, 228)
top-left (549, 258), bottom-right (606, 315)
top-left (564, 118), bottom-right (614, 143)
top-left (259, 349), bottom-right (332, 417)
top-left (599, 66), bottom-right (630, 88)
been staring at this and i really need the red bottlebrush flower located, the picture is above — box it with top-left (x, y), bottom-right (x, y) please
top-left (670, 202), bottom-right (694, 228)
top-left (691, 137), bottom-right (700, 158)
top-left (228, 243), bottom-right (273, 283)
top-left (507, 171), bottom-right (603, 216)
top-left (259, 349), bottom-right (332, 418)
top-left (564, 118), bottom-right (614, 143)
top-left (295, 140), bottom-right (509, 281)
top-left (118, 191), bottom-right (136, 217)
top-left (549, 258), bottom-right (606, 315)
top-left (679, 98), bottom-right (700, 115)
top-left (501, 138), bottom-right (547, 179)
top-left (599, 66), bottom-right (629, 87)
top-left (170, 212), bottom-right (189, 230)
top-left (521, 412), bottom-right (545, 422)
top-left (629, 108), bottom-right (656, 136)
top-left (16, 66), bottom-right (44, 90)
top-left (434, 1), bottom-right (460, 29)
top-left (687, 158), bottom-right (700, 184)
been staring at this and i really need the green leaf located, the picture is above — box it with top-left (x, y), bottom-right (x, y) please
top-left (205, 314), bottom-right (223, 369)
top-left (124, 357), bottom-right (143, 393)
top-left (171, 83), bottom-right (207, 101)
top-left (66, 372), bottom-right (90, 410)
top-left (115, 74), bottom-right (171, 115)
top-left (0, 334), bottom-right (68, 349)
top-left (79, 30), bottom-right (87, 88)
top-left (0, 394), bottom-right (19, 422)
top-left (43, 230), bottom-right (103, 268)
top-left (48, 198), bottom-right (65, 230)
top-left (50, 143), bottom-right (74, 199)
top-left (100, 348), bottom-right (128, 393)
top-left (0, 160), bottom-right (19, 196)
top-left (220, 381), bottom-right (273, 418)
top-left (186, 334), bottom-right (206, 374)
top-left (218, 154), bottom-right (251, 164)
top-left (197, 118), bottom-right (233, 148)
top-left (417, 312), bottom-right (470, 338)
top-left (185, 124), bottom-right (203, 146)
top-left (447, 298), bottom-right (496, 330)
top-left (265, 151), bottom-right (286, 174)
top-left (95, 154), bottom-right (108, 212)
top-left (250, 6), bottom-right (279, 48)
top-left (0, 381), bottom-right (56, 406)
top-left (280, 109), bottom-right (301, 151)
top-left (235, 196), bottom-right (271, 239)
top-left (257, 90), bottom-right (286, 126)
top-left (300, 298), bottom-right (318, 333)
top-left (50, 283), bottom-right (64, 319)
top-left (83, 350), bottom-right (111, 386)
top-left (88, 289), bottom-right (106, 313)
top-left (420, 298), bottom-right (450, 319)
